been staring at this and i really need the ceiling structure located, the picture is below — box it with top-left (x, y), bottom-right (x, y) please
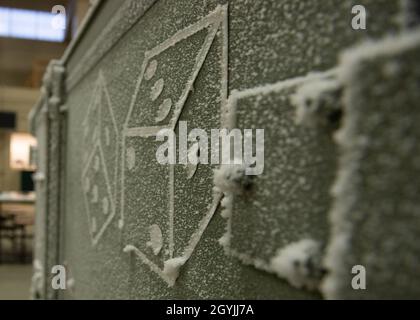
top-left (0, 0), bottom-right (90, 88)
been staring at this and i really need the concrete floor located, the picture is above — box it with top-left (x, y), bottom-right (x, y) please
top-left (0, 237), bottom-right (33, 300)
top-left (0, 264), bottom-right (32, 299)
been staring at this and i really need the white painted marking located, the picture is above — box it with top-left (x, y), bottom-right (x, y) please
top-left (102, 197), bottom-right (109, 215)
top-left (118, 218), bottom-right (124, 230)
top-left (126, 146), bottom-right (136, 170)
top-left (80, 70), bottom-right (119, 247)
top-left (92, 126), bottom-right (99, 142)
top-left (123, 245), bottom-right (173, 286)
top-left (91, 217), bottom-right (97, 233)
top-left (186, 142), bottom-right (199, 179)
top-left (169, 164), bottom-right (174, 258)
top-left (155, 98), bottom-right (172, 123)
top-left (91, 185), bottom-right (98, 203)
top-left (124, 126), bottom-right (169, 138)
top-left (84, 177), bottom-right (90, 192)
top-left (146, 224), bottom-right (163, 255)
top-left (151, 78), bottom-right (164, 101)
top-left (105, 126), bottom-right (110, 146)
top-left (94, 155), bottom-right (100, 172)
top-left (120, 5), bottom-right (229, 285)
top-left (144, 59), bottom-right (158, 81)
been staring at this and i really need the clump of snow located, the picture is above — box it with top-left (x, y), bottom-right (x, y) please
top-left (163, 257), bottom-right (187, 285)
top-left (321, 233), bottom-right (351, 298)
top-left (321, 27), bottom-right (420, 299)
top-left (214, 164), bottom-right (327, 291)
top-left (270, 239), bottom-right (324, 291)
top-left (220, 194), bottom-right (233, 219)
top-left (228, 248), bottom-right (272, 273)
top-left (338, 28), bottom-right (420, 85)
top-left (123, 244), bottom-right (136, 253)
top-left (30, 259), bottom-right (44, 299)
top-left (290, 77), bottom-right (341, 128)
top-left (213, 162), bottom-right (248, 194)
top-left (213, 163), bottom-right (248, 253)
top-left (217, 232), bottom-right (230, 247)
top-left (66, 277), bottom-right (75, 290)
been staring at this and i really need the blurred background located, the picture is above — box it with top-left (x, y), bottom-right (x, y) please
top-left (0, 0), bottom-right (91, 299)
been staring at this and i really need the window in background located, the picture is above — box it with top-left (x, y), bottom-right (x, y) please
top-left (9, 133), bottom-right (37, 170)
top-left (0, 7), bottom-right (65, 42)
top-left (0, 112), bottom-right (16, 129)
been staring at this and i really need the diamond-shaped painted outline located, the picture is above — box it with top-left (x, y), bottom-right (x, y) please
top-left (81, 141), bottom-right (116, 246)
top-left (81, 71), bottom-right (119, 246)
top-left (120, 5), bottom-right (228, 285)
top-left (97, 72), bottom-right (119, 206)
top-left (81, 82), bottom-right (100, 153)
